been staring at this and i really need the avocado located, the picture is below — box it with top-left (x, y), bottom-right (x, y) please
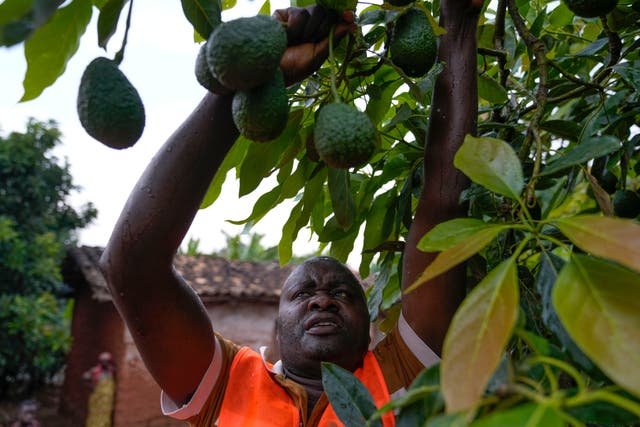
top-left (206, 15), bottom-right (287, 91)
top-left (232, 69), bottom-right (290, 142)
top-left (613, 189), bottom-right (640, 218)
top-left (195, 43), bottom-right (231, 95)
top-left (562, 0), bottom-right (618, 17)
top-left (385, 0), bottom-right (413, 7)
top-left (77, 57), bottom-right (145, 149)
top-left (316, 0), bottom-right (357, 12)
top-left (390, 7), bottom-right (437, 78)
top-left (314, 103), bottom-right (376, 169)
top-left (597, 170), bottom-right (618, 194)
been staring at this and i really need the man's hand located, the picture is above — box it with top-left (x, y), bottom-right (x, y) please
top-left (273, 6), bottom-right (357, 86)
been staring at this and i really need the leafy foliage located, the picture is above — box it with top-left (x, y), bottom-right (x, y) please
top-left (181, 229), bottom-right (314, 263)
top-left (4, 0), bottom-right (640, 423)
top-left (0, 119), bottom-right (96, 398)
top-left (0, 293), bottom-right (72, 399)
top-left (1, 119), bottom-right (97, 295)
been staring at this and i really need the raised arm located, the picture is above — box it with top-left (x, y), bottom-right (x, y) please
top-left (99, 92), bottom-right (238, 404)
top-left (401, 0), bottom-right (484, 355)
top-left (99, 7), bottom-right (355, 405)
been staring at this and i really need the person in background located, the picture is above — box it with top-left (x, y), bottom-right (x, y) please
top-left (10, 400), bottom-right (40, 427)
top-left (82, 352), bottom-right (115, 427)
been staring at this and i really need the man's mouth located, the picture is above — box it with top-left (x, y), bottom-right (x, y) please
top-left (305, 316), bottom-right (342, 335)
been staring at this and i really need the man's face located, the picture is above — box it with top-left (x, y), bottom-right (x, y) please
top-left (276, 257), bottom-right (370, 378)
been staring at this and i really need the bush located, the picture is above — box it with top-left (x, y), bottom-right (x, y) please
top-left (0, 293), bottom-right (72, 398)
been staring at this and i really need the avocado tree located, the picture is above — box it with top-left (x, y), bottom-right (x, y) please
top-left (2, 0), bottom-right (640, 424)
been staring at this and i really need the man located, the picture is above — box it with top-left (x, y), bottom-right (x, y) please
top-left (99, 1), bottom-right (483, 425)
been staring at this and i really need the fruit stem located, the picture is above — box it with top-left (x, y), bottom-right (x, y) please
top-left (328, 26), bottom-right (341, 103)
top-left (114, 0), bottom-right (134, 65)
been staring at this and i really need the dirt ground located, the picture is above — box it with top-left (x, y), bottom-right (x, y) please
top-left (0, 384), bottom-right (72, 427)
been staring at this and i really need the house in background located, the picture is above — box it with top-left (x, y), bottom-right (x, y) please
top-left (60, 246), bottom-right (296, 426)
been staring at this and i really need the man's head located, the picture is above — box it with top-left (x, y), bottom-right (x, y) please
top-left (276, 256), bottom-right (370, 379)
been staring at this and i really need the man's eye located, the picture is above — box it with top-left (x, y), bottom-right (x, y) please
top-left (334, 290), bottom-right (349, 298)
top-left (294, 291), bottom-right (310, 299)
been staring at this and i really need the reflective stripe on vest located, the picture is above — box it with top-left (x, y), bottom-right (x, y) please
top-left (217, 347), bottom-right (395, 427)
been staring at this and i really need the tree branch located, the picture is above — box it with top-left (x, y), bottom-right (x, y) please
top-left (506, 0), bottom-right (548, 184)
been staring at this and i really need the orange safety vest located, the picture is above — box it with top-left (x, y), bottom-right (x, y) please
top-left (217, 347), bottom-right (395, 427)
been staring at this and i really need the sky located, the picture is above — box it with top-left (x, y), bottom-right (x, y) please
top-left (0, 0), bottom-right (328, 258)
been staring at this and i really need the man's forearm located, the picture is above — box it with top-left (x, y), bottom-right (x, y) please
top-left (402, 0), bottom-right (482, 354)
top-left (103, 92), bottom-right (238, 270)
top-left (421, 2), bottom-right (479, 215)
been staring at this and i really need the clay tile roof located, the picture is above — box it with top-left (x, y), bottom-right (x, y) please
top-left (64, 246), bottom-right (297, 303)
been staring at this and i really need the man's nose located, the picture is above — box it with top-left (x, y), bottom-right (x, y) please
top-left (309, 293), bottom-right (337, 310)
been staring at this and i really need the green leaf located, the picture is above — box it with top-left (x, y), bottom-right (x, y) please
top-left (541, 136), bottom-right (620, 176)
top-left (97, 0), bottom-right (127, 49)
top-left (20, 0), bottom-right (92, 102)
top-left (0, 0), bottom-right (64, 46)
top-left (548, 2), bottom-right (573, 27)
top-left (227, 185), bottom-right (282, 225)
top-left (395, 364), bottom-right (443, 427)
top-left (360, 190), bottom-right (395, 276)
top-left (421, 5), bottom-right (445, 36)
top-left (567, 390), bottom-right (640, 426)
top-left (366, 79), bottom-right (404, 125)
top-left (329, 225), bottom-right (359, 263)
top-left (278, 200), bottom-right (303, 264)
top-left (576, 38), bottom-right (608, 57)
top-left (238, 111), bottom-right (302, 197)
top-left (553, 255), bottom-right (640, 398)
top-left (258, 0), bottom-right (270, 15)
top-left (554, 215), bottom-right (640, 273)
top-left (0, 0), bottom-right (32, 28)
top-left (536, 252), bottom-right (594, 371)
top-left (454, 135), bottom-right (524, 200)
top-left (221, 0), bottom-right (236, 10)
top-left (328, 168), bottom-right (356, 231)
top-left (376, 385), bottom-right (439, 424)
top-left (180, 0), bottom-right (222, 40)
top-left (366, 252), bottom-right (396, 321)
top-left (442, 257), bottom-right (519, 412)
top-left (200, 136), bottom-right (251, 208)
top-left (529, 7), bottom-right (546, 38)
top-left (417, 218), bottom-right (504, 252)
top-left (278, 164), bottom-right (325, 264)
top-left (381, 367), bottom-right (440, 417)
top-left (470, 403), bottom-right (565, 427)
top-left (33, 0), bottom-right (65, 21)
top-left (406, 225), bottom-right (506, 293)
top-left (613, 62), bottom-right (640, 93)
top-left (540, 119), bottom-right (581, 142)
top-left (378, 302), bottom-right (401, 333)
top-left (321, 362), bottom-right (383, 427)
top-left (1, 16), bottom-right (32, 46)
top-left (358, 9), bottom-right (399, 26)
top-left (478, 73), bottom-right (508, 104)
top-left (425, 412), bottom-right (468, 427)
